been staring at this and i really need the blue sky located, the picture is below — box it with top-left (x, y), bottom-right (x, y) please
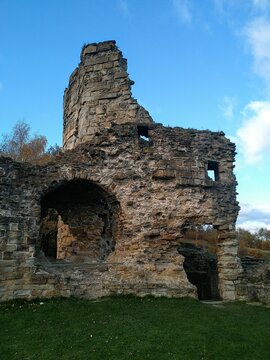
top-left (0, 0), bottom-right (270, 231)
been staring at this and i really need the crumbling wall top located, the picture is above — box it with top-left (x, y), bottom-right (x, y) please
top-left (63, 40), bottom-right (153, 150)
top-left (81, 40), bottom-right (117, 59)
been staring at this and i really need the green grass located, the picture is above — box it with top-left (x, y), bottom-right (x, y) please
top-left (0, 296), bottom-right (269, 360)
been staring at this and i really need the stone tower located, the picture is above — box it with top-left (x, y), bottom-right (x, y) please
top-left (63, 40), bottom-right (153, 150)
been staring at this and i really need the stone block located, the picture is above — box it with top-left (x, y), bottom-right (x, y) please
top-left (98, 41), bottom-right (116, 51)
top-left (152, 169), bottom-right (175, 180)
top-left (93, 64), bottom-right (103, 71)
top-left (3, 251), bottom-right (14, 260)
top-left (96, 105), bottom-right (105, 115)
top-left (9, 223), bottom-right (19, 231)
top-left (0, 260), bottom-right (16, 267)
top-left (14, 290), bottom-right (32, 299)
top-left (5, 244), bottom-right (18, 252)
top-left (8, 234), bottom-right (20, 243)
top-left (83, 45), bottom-right (97, 56)
top-left (221, 290), bottom-right (236, 301)
top-left (127, 108), bottom-right (137, 118)
top-left (114, 70), bottom-right (127, 79)
top-left (103, 62), bottom-right (113, 69)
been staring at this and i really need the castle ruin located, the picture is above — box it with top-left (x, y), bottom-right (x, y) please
top-left (0, 41), bottom-right (245, 302)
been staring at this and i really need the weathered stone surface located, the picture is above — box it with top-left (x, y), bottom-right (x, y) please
top-left (237, 257), bottom-right (270, 304)
top-left (63, 41), bottom-right (153, 150)
top-left (0, 40), bottom-right (244, 302)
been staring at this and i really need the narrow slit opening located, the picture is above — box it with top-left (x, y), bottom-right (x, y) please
top-left (137, 125), bottom-right (149, 142)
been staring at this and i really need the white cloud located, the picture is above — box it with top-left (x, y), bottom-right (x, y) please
top-left (237, 202), bottom-right (270, 231)
top-left (237, 101), bottom-right (270, 163)
top-left (244, 16), bottom-right (270, 85)
top-left (172, 0), bottom-right (192, 25)
top-left (220, 96), bottom-right (237, 120)
top-left (118, 0), bottom-right (129, 16)
top-left (237, 220), bottom-right (270, 231)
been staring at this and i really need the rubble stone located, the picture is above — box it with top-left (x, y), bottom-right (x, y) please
top-left (237, 257), bottom-right (270, 304)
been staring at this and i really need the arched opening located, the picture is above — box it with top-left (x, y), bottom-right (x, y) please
top-left (178, 224), bottom-right (220, 300)
top-left (39, 180), bottom-right (119, 263)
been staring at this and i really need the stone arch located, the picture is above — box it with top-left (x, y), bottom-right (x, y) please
top-left (38, 178), bottom-right (120, 263)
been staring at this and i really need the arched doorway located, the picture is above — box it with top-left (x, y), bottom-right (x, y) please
top-left (39, 179), bottom-right (119, 263)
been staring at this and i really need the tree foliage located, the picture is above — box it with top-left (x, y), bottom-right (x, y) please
top-left (237, 227), bottom-right (270, 258)
top-left (182, 224), bottom-right (270, 258)
top-left (0, 120), bottom-right (61, 165)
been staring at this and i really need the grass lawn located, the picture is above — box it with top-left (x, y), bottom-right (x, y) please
top-left (0, 296), bottom-right (269, 360)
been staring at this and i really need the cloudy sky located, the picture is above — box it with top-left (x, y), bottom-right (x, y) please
top-left (0, 0), bottom-right (270, 231)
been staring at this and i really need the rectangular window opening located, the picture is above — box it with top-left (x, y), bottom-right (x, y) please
top-left (137, 125), bottom-right (150, 142)
top-left (207, 161), bottom-right (219, 181)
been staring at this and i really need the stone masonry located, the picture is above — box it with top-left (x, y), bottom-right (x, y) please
top-left (237, 257), bottom-right (270, 304)
top-left (63, 41), bottom-right (153, 149)
top-left (0, 40), bottom-right (243, 302)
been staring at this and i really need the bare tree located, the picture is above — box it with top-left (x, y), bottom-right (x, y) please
top-left (0, 120), bottom-right (61, 165)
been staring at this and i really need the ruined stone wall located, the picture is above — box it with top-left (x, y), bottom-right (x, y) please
top-left (63, 41), bottom-right (153, 150)
top-left (0, 121), bottom-right (240, 301)
top-left (237, 257), bottom-right (270, 304)
top-left (0, 40), bottom-right (242, 302)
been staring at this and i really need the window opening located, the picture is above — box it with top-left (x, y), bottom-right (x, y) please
top-left (137, 125), bottom-right (149, 142)
top-left (207, 161), bottom-right (219, 181)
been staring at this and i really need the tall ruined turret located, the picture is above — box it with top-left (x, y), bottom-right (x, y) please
top-left (63, 40), bottom-right (153, 150)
